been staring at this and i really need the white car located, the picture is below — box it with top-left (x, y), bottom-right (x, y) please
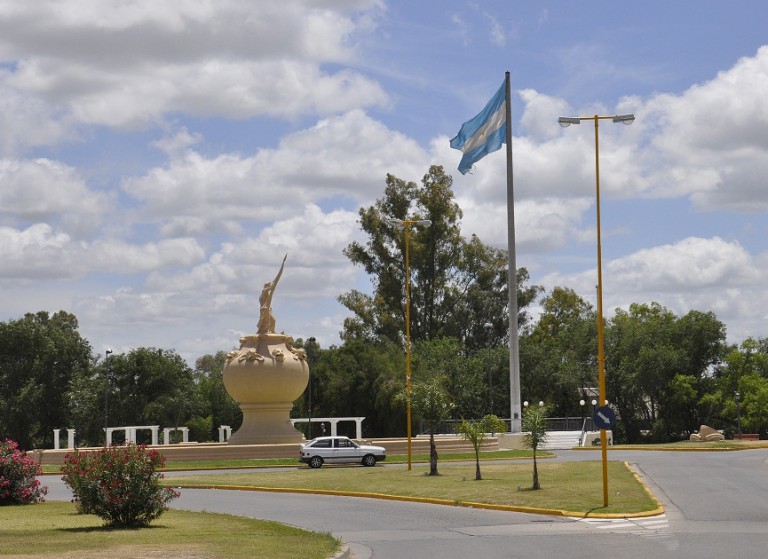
top-left (299, 436), bottom-right (386, 468)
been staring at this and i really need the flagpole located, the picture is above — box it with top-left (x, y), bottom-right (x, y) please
top-left (504, 71), bottom-right (521, 433)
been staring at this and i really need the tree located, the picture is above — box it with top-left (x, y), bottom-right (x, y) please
top-left (314, 340), bottom-right (406, 437)
top-left (521, 404), bottom-right (549, 490)
top-left (521, 287), bottom-right (595, 417)
top-left (605, 303), bottom-right (726, 442)
top-left (412, 338), bottom-right (485, 419)
top-left (712, 338), bottom-right (768, 436)
top-left (0, 311), bottom-right (92, 448)
top-left (193, 351), bottom-right (242, 440)
top-left (410, 377), bottom-right (453, 475)
top-left (339, 165), bottom-right (538, 348)
top-left (104, 348), bottom-right (196, 441)
top-left (456, 414), bottom-right (506, 480)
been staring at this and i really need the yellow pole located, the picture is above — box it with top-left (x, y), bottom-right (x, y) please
top-left (592, 115), bottom-right (609, 507)
top-left (404, 223), bottom-right (413, 471)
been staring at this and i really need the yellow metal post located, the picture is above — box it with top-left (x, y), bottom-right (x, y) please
top-left (592, 115), bottom-right (609, 508)
top-left (404, 223), bottom-right (413, 471)
top-left (558, 112), bottom-right (634, 508)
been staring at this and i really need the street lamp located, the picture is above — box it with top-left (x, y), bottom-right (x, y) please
top-left (558, 112), bottom-right (635, 507)
top-left (307, 337), bottom-right (316, 440)
top-left (735, 392), bottom-right (742, 438)
top-left (104, 348), bottom-right (113, 445)
top-left (386, 217), bottom-right (432, 471)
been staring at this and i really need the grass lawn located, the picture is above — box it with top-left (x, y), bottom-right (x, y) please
top-left (40, 449), bottom-right (544, 474)
top-left (0, 501), bottom-right (340, 559)
top-left (169, 460), bottom-right (660, 516)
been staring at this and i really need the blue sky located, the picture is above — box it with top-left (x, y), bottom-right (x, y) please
top-left (1, 1), bottom-right (767, 363)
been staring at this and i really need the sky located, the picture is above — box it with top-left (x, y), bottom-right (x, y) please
top-left (1, 0), bottom-right (768, 364)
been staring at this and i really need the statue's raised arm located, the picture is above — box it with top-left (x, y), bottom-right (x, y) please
top-left (257, 254), bottom-right (287, 334)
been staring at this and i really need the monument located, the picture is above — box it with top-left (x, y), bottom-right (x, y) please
top-left (222, 255), bottom-right (309, 444)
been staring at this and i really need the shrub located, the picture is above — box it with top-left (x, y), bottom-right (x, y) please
top-left (0, 439), bottom-right (48, 505)
top-left (61, 444), bottom-right (179, 527)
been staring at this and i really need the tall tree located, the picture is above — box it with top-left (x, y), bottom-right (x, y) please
top-left (0, 311), bottom-right (91, 448)
top-left (339, 165), bottom-right (537, 349)
top-left (605, 303), bottom-right (726, 442)
top-left (104, 348), bottom-right (196, 440)
top-left (706, 337), bottom-right (768, 436)
top-left (521, 287), bottom-right (596, 416)
top-left (313, 340), bottom-right (406, 438)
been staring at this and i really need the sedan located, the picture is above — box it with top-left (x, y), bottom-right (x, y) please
top-left (299, 436), bottom-right (386, 468)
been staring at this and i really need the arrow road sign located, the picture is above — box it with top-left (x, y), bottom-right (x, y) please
top-left (593, 406), bottom-right (616, 430)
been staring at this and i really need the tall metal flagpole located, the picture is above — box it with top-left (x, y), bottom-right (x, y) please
top-left (504, 71), bottom-right (522, 433)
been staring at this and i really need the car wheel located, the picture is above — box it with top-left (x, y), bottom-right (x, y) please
top-left (309, 456), bottom-right (324, 468)
top-left (362, 454), bottom-right (376, 467)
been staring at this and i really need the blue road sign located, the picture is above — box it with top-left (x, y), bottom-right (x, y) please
top-left (593, 406), bottom-right (616, 430)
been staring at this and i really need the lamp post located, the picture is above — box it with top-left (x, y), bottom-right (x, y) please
top-left (307, 337), bottom-right (316, 440)
top-left (386, 217), bottom-right (432, 471)
top-left (558, 112), bottom-right (635, 507)
top-left (104, 348), bottom-right (113, 445)
top-left (735, 391), bottom-right (742, 438)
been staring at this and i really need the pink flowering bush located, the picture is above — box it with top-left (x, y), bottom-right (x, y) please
top-left (0, 439), bottom-right (48, 505)
top-left (61, 444), bottom-right (179, 528)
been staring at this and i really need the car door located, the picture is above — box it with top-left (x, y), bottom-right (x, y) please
top-left (332, 437), bottom-right (360, 463)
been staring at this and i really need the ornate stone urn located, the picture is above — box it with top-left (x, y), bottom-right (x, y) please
top-left (222, 256), bottom-right (309, 444)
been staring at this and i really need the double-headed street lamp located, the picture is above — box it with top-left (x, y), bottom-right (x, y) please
top-left (558, 113), bottom-right (635, 507)
top-left (386, 217), bottom-right (432, 471)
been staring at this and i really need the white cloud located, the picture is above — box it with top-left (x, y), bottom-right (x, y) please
top-left (145, 204), bottom-right (362, 297)
top-left (123, 110), bottom-right (428, 233)
top-left (0, 223), bottom-right (205, 280)
top-left (0, 158), bottom-right (108, 223)
top-left (0, 1), bottom-right (389, 128)
top-left (540, 237), bottom-right (768, 339)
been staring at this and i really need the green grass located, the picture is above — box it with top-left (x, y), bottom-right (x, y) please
top-left (0, 501), bottom-right (340, 559)
top-left (169, 460), bottom-right (659, 515)
top-left (41, 449), bottom-right (544, 474)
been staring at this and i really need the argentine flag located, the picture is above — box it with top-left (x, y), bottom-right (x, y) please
top-left (450, 81), bottom-right (507, 175)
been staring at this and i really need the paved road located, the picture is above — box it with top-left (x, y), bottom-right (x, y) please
top-left (46, 449), bottom-right (768, 558)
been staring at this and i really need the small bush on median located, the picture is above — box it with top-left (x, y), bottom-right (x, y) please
top-left (61, 444), bottom-right (179, 527)
top-left (0, 439), bottom-right (48, 505)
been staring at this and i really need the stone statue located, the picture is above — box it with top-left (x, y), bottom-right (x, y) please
top-left (257, 254), bottom-right (287, 334)
top-left (222, 252), bottom-right (309, 444)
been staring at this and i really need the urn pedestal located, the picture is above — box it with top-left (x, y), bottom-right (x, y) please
top-left (222, 333), bottom-right (308, 444)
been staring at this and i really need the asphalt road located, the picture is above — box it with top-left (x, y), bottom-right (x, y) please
top-left (45, 449), bottom-right (768, 558)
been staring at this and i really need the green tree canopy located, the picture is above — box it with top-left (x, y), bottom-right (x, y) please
top-left (606, 303), bottom-right (726, 442)
top-left (104, 348), bottom-right (196, 441)
top-left (521, 287), bottom-right (596, 416)
top-left (339, 165), bottom-right (539, 352)
top-left (0, 311), bottom-right (92, 448)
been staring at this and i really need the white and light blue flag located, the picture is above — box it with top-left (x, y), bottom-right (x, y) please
top-left (450, 81), bottom-right (507, 174)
